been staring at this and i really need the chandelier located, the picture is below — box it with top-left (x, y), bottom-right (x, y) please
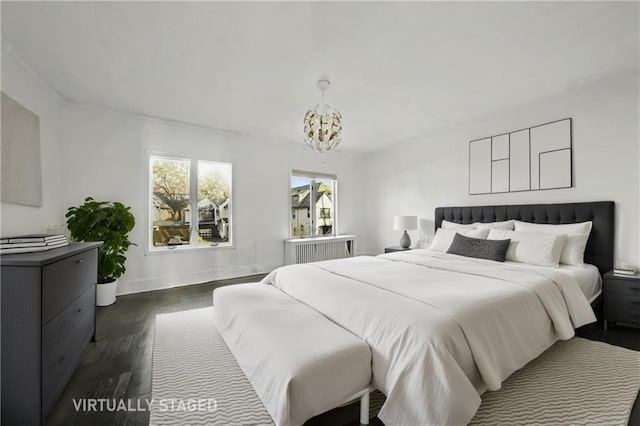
top-left (303, 78), bottom-right (342, 153)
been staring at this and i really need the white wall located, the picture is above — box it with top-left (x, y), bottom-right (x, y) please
top-left (1, 48), bottom-right (65, 236)
top-left (0, 47), bottom-right (64, 237)
top-left (363, 72), bottom-right (640, 267)
top-left (61, 105), bottom-right (366, 294)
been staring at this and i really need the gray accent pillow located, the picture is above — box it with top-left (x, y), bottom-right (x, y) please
top-left (446, 233), bottom-right (510, 262)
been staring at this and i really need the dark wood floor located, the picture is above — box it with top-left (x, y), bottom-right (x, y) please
top-left (576, 319), bottom-right (640, 351)
top-left (46, 278), bottom-right (640, 426)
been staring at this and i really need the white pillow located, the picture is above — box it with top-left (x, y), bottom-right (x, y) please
top-left (513, 220), bottom-right (592, 265)
top-left (557, 233), bottom-right (590, 265)
top-left (441, 220), bottom-right (477, 230)
top-left (514, 220), bottom-right (592, 234)
top-left (430, 228), bottom-right (490, 252)
top-left (475, 220), bottom-right (515, 231)
top-left (487, 229), bottom-right (567, 267)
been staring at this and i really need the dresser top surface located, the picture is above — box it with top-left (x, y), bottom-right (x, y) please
top-left (0, 242), bottom-right (103, 267)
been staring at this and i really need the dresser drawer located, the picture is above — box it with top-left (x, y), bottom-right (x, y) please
top-left (42, 249), bottom-right (97, 324)
top-left (606, 305), bottom-right (640, 325)
top-left (606, 278), bottom-right (640, 297)
top-left (42, 286), bottom-right (95, 356)
top-left (42, 307), bottom-right (94, 412)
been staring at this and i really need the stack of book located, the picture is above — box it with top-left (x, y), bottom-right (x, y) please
top-left (0, 234), bottom-right (69, 255)
top-left (613, 267), bottom-right (637, 276)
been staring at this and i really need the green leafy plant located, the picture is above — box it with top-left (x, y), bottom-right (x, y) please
top-left (66, 197), bottom-right (136, 284)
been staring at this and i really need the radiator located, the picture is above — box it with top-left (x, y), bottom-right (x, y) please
top-left (284, 235), bottom-right (356, 265)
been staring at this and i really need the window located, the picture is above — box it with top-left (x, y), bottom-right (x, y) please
top-left (290, 170), bottom-right (337, 238)
top-left (150, 155), bottom-right (232, 250)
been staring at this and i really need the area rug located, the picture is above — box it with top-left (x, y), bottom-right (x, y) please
top-left (469, 337), bottom-right (640, 426)
top-left (151, 307), bottom-right (273, 425)
top-left (152, 307), bottom-right (640, 425)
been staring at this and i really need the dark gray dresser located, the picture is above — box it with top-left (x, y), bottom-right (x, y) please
top-left (1, 242), bottom-right (102, 425)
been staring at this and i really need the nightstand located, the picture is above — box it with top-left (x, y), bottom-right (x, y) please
top-left (603, 270), bottom-right (640, 330)
top-left (384, 246), bottom-right (412, 254)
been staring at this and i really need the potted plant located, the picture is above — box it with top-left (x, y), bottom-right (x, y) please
top-left (66, 197), bottom-right (136, 306)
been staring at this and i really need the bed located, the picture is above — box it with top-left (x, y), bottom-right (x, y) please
top-left (215, 201), bottom-right (615, 426)
top-left (435, 201), bottom-right (614, 309)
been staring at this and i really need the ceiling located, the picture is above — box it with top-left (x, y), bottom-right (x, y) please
top-left (2, 1), bottom-right (638, 152)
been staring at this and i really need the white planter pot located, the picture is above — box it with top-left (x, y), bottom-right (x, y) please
top-left (96, 279), bottom-right (118, 306)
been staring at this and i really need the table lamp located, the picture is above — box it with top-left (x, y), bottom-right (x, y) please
top-left (393, 215), bottom-right (418, 249)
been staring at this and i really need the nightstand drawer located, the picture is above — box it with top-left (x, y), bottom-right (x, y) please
top-left (605, 278), bottom-right (640, 297)
top-left (606, 305), bottom-right (640, 325)
top-left (606, 293), bottom-right (640, 310)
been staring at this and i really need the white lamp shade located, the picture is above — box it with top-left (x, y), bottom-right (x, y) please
top-left (393, 215), bottom-right (418, 231)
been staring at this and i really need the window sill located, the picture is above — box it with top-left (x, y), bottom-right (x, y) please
top-left (285, 234), bottom-right (356, 243)
top-left (145, 244), bottom-right (234, 256)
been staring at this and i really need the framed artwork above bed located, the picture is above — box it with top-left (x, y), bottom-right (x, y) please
top-left (469, 118), bottom-right (572, 195)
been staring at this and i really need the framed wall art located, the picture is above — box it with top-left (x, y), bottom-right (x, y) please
top-left (469, 118), bottom-right (572, 195)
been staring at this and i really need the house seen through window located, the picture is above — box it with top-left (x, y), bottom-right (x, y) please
top-left (150, 155), bottom-right (232, 250)
top-left (290, 170), bottom-right (337, 238)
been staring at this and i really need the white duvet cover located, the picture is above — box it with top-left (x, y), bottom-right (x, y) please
top-left (261, 250), bottom-right (596, 426)
top-left (501, 260), bottom-right (603, 302)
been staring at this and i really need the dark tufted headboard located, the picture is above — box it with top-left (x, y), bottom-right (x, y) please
top-left (434, 201), bottom-right (615, 275)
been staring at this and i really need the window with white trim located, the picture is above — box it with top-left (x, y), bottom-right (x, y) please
top-left (290, 170), bottom-right (337, 238)
top-left (150, 155), bottom-right (232, 250)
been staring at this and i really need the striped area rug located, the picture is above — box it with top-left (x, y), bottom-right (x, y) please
top-left (151, 307), bottom-right (273, 425)
top-left (469, 337), bottom-right (640, 426)
top-left (152, 307), bottom-right (640, 425)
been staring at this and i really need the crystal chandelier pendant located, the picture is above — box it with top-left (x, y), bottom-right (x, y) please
top-left (303, 78), bottom-right (342, 153)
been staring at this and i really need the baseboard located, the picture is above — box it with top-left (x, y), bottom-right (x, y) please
top-left (115, 263), bottom-right (280, 295)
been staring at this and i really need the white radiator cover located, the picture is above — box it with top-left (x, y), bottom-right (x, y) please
top-left (284, 235), bottom-right (357, 265)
